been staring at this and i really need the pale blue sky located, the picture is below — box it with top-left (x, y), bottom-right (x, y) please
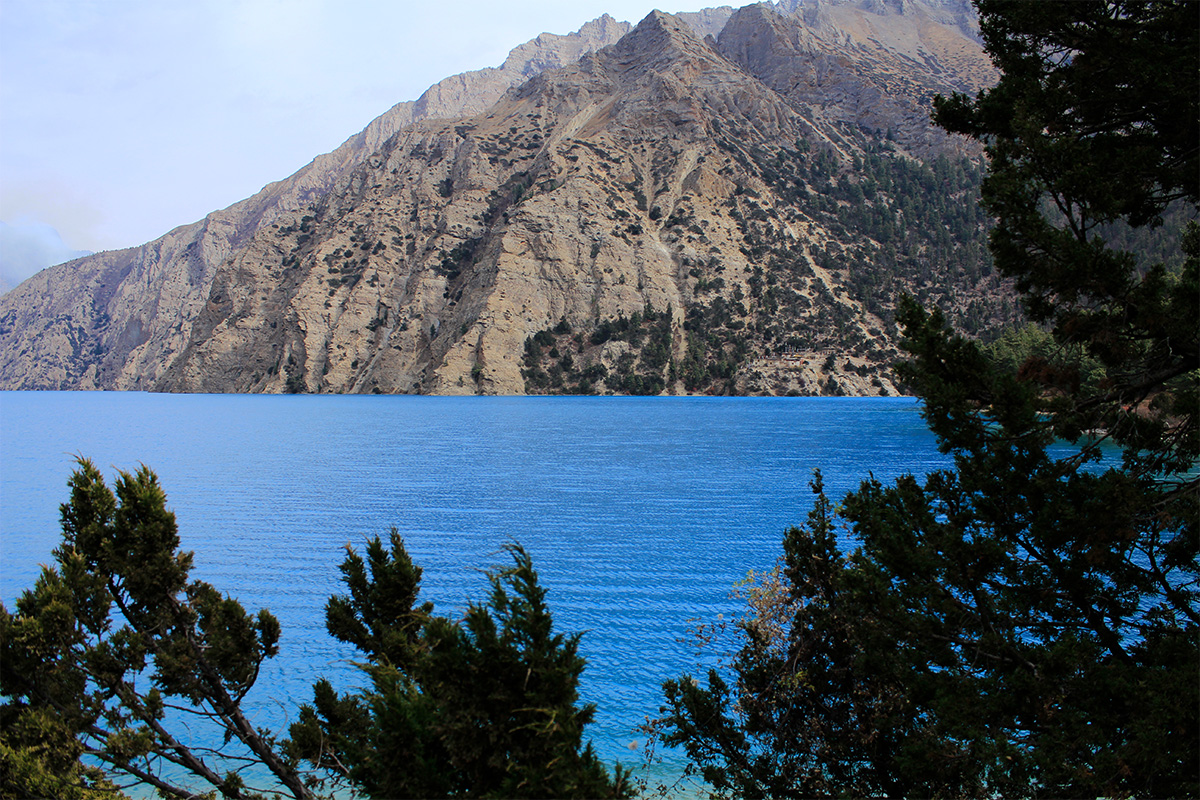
top-left (0, 0), bottom-right (698, 287)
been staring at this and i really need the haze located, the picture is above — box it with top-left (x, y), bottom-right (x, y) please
top-left (0, 0), bottom-right (693, 289)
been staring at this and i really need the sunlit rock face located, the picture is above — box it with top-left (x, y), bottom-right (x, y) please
top-left (0, 2), bottom-right (1000, 396)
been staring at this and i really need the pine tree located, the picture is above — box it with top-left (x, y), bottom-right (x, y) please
top-left (657, 2), bottom-right (1198, 796)
top-left (287, 531), bottom-right (633, 799)
top-left (0, 458), bottom-right (311, 799)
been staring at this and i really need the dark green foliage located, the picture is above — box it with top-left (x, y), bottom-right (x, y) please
top-left (679, 295), bottom-right (747, 394)
top-left (324, 529), bottom-right (432, 668)
top-left (589, 313), bottom-right (640, 347)
top-left (288, 533), bottom-right (631, 799)
top-left (984, 322), bottom-right (1106, 393)
top-left (606, 307), bottom-right (674, 395)
top-left (934, 0), bottom-right (1199, 476)
top-left (717, 125), bottom-right (1013, 339)
top-left (666, 432), bottom-right (1198, 796)
top-left (658, 2), bottom-right (1198, 796)
top-left (522, 305), bottom-right (676, 395)
top-left (482, 171), bottom-right (533, 225)
top-left (436, 237), bottom-right (482, 281)
top-left (1, 704), bottom-right (127, 799)
top-left (0, 459), bottom-right (309, 799)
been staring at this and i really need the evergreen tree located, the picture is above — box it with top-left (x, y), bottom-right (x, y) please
top-left (932, 0), bottom-right (1198, 474)
top-left (288, 531), bottom-right (632, 799)
top-left (0, 459), bottom-right (311, 799)
top-left (657, 2), bottom-right (1198, 796)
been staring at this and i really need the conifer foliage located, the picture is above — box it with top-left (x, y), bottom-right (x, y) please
top-left (2, 470), bottom-right (629, 799)
top-left (658, 1), bottom-right (1198, 797)
top-left (287, 531), bottom-right (632, 799)
top-left (0, 458), bottom-right (311, 799)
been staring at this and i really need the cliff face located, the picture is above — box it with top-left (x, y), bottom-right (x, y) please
top-left (719, 0), bottom-right (991, 157)
top-left (0, 13), bottom-right (634, 392)
top-left (0, 1), bottom-right (1000, 396)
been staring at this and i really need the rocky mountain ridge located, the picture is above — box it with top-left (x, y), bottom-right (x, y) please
top-left (0, 0), bottom-right (1002, 396)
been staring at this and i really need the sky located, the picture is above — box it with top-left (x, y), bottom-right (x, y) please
top-left (0, 0), bottom-right (702, 289)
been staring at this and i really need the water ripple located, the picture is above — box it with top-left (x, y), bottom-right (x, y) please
top-left (1, 392), bottom-right (947, 780)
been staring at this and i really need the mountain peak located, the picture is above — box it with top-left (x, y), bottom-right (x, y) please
top-left (0, 0), bottom-right (1002, 398)
top-left (599, 8), bottom-right (731, 80)
top-left (717, 4), bottom-right (819, 86)
top-left (623, 9), bottom-right (710, 53)
top-left (577, 13), bottom-right (628, 40)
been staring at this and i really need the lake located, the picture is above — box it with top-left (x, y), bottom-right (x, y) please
top-left (0, 391), bottom-right (949, 792)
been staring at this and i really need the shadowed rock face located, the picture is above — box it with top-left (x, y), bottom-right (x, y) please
top-left (0, 1), bottom-right (998, 397)
top-left (718, 1), bottom-right (991, 157)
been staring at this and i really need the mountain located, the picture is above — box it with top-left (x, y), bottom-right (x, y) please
top-left (0, 0), bottom-right (1003, 396)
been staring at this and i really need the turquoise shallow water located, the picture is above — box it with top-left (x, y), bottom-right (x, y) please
top-left (1, 392), bottom-right (948, 791)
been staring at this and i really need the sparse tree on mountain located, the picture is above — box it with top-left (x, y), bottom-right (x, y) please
top-left (656, 1), bottom-right (1198, 796)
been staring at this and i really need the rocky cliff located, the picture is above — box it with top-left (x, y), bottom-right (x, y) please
top-left (0, 12), bottom-right (635, 392)
top-left (0, 0), bottom-right (1002, 396)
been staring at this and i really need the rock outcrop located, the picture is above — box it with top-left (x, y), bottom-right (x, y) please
top-left (0, 1), bottom-right (1002, 396)
top-left (719, 0), bottom-right (991, 157)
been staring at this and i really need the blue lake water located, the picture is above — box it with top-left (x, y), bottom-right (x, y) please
top-left (1, 392), bottom-right (949, 791)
